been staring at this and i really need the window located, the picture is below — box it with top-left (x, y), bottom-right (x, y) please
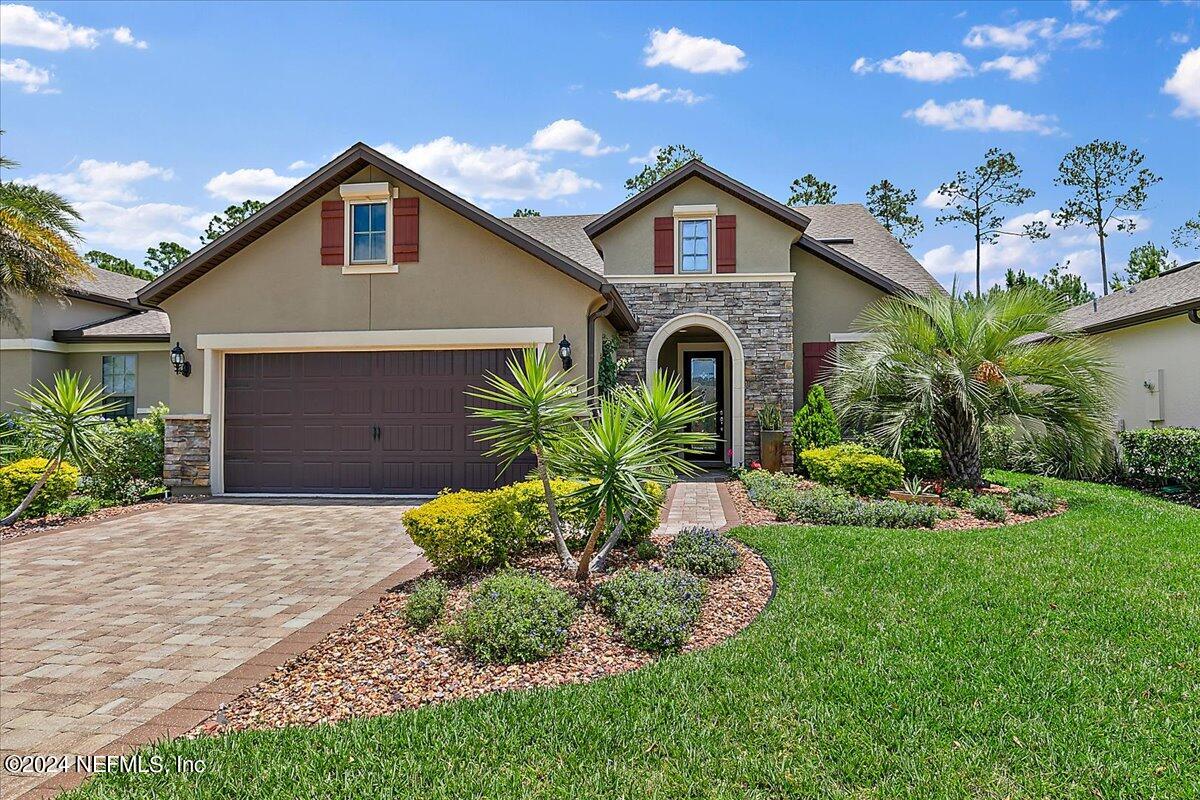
top-left (102, 355), bottom-right (136, 418)
top-left (679, 218), bottom-right (711, 273)
top-left (350, 202), bottom-right (387, 263)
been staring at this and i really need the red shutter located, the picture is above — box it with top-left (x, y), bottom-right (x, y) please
top-left (653, 216), bottom-right (674, 274)
top-left (716, 214), bottom-right (736, 273)
top-left (320, 201), bottom-right (344, 265)
top-left (802, 342), bottom-right (838, 400)
top-left (393, 197), bottom-right (419, 263)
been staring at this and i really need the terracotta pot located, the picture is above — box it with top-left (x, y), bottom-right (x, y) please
top-left (760, 430), bottom-right (785, 473)
top-left (888, 490), bottom-right (944, 505)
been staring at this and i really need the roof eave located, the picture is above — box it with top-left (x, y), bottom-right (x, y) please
top-left (794, 235), bottom-right (907, 296)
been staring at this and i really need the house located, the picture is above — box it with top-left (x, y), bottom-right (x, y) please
top-left (0, 268), bottom-right (171, 416)
top-left (1054, 261), bottom-right (1199, 431)
top-left (2, 143), bottom-right (942, 496)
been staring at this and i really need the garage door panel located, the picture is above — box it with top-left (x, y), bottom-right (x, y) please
top-left (381, 386), bottom-right (417, 415)
top-left (338, 425), bottom-right (373, 452)
top-left (260, 353), bottom-right (293, 379)
top-left (380, 461), bottom-right (415, 491)
top-left (419, 462), bottom-right (454, 493)
top-left (337, 461), bottom-right (372, 491)
top-left (337, 386), bottom-right (372, 415)
top-left (302, 425), bottom-right (334, 451)
top-left (258, 425), bottom-right (295, 452)
top-left (381, 424), bottom-right (414, 451)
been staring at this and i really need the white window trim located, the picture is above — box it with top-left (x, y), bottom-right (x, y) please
top-left (672, 204), bottom-right (717, 275)
top-left (830, 332), bottom-right (870, 343)
top-left (339, 183), bottom-right (399, 274)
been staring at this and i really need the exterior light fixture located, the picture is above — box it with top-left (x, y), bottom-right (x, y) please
top-left (170, 341), bottom-right (192, 377)
top-left (558, 335), bottom-right (573, 370)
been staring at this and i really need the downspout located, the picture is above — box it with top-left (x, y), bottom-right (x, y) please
top-left (587, 294), bottom-right (615, 400)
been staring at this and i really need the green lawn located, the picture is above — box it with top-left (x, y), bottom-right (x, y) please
top-left (71, 476), bottom-right (1200, 799)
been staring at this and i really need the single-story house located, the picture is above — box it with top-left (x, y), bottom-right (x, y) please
top-left (1, 142), bottom-right (943, 496)
top-left (1054, 261), bottom-right (1199, 431)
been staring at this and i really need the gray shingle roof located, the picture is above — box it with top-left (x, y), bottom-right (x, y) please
top-left (504, 214), bottom-right (604, 275)
top-left (1056, 261), bottom-right (1200, 333)
top-left (71, 267), bottom-right (148, 303)
top-left (794, 203), bottom-right (944, 295)
top-left (505, 205), bottom-right (942, 295)
top-left (56, 267), bottom-right (170, 341)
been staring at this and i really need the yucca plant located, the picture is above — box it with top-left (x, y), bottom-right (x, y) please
top-left (2, 372), bottom-right (123, 525)
top-left (827, 286), bottom-right (1118, 487)
top-left (613, 370), bottom-right (712, 477)
top-left (467, 348), bottom-right (588, 568)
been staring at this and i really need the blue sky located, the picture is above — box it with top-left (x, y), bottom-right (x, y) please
top-left (2, 0), bottom-right (1197, 293)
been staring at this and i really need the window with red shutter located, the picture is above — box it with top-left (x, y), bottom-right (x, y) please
top-left (716, 215), bottom-right (736, 273)
top-left (320, 201), bottom-right (344, 265)
top-left (653, 216), bottom-right (673, 274)
top-left (393, 197), bottom-right (419, 263)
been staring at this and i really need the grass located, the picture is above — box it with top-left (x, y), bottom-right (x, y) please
top-left (70, 475), bottom-right (1200, 799)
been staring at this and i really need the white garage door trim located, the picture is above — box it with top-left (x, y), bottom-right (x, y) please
top-left (198, 327), bottom-right (555, 495)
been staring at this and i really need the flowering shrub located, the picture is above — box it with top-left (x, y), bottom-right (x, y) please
top-left (763, 485), bottom-right (937, 529)
top-left (967, 495), bottom-right (1007, 522)
top-left (0, 458), bottom-right (80, 520)
top-left (1010, 492), bottom-right (1052, 515)
top-left (663, 527), bottom-right (740, 577)
top-left (594, 568), bottom-right (705, 653)
top-left (403, 578), bottom-right (448, 630)
top-left (445, 570), bottom-right (577, 664)
top-left (741, 469), bottom-right (798, 503)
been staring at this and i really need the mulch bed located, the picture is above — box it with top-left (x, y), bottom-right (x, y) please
top-left (190, 535), bottom-right (773, 735)
top-left (725, 477), bottom-right (1065, 531)
top-left (0, 496), bottom-right (201, 543)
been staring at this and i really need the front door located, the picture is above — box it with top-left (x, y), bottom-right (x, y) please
top-left (682, 350), bottom-right (725, 461)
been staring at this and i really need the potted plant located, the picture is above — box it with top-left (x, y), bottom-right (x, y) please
top-left (889, 475), bottom-right (943, 505)
top-left (757, 402), bottom-right (784, 473)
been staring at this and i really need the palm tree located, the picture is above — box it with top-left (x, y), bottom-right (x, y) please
top-left (827, 286), bottom-right (1118, 487)
top-left (468, 348), bottom-right (588, 569)
top-left (0, 149), bottom-right (93, 326)
top-left (1, 372), bottom-right (121, 525)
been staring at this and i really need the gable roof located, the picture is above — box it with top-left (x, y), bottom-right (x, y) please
top-left (794, 203), bottom-right (945, 296)
top-left (582, 160), bottom-right (811, 240)
top-left (135, 143), bottom-right (635, 331)
top-left (505, 214), bottom-right (604, 275)
top-left (54, 309), bottom-right (170, 342)
top-left (66, 266), bottom-right (147, 310)
top-left (1055, 261), bottom-right (1200, 334)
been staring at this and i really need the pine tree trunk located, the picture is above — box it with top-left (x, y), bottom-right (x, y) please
top-left (1098, 229), bottom-right (1109, 296)
top-left (575, 507), bottom-right (606, 581)
top-left (0, 458), bottom-right (59, 527)
top-left (975, 231), bottom-right (982, 300)
top-left (535, 447), bottom-right (577, 570)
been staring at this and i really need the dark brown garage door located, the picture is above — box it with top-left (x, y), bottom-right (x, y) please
top-left (223, 349), bottom-right (534, 494)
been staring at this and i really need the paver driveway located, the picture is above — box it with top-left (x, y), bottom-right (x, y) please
top-left (0, 499), bottom-right (423, 798)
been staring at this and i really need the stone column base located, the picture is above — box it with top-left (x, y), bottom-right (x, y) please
top-left (164, 414), bottom-right (212, 495)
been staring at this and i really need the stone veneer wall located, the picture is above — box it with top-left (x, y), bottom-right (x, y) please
top-left (614, 281), bottom-right (794, 468)
top-left (164, 414), bottom-right (212, 494)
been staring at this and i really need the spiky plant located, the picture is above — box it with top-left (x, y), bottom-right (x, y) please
top-left (2, 372), bottom-right (122, 525)
top-left (826, 286), bottom-right (1118, 487)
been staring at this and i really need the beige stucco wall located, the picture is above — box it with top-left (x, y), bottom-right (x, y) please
top-left (160, 166), bottom-right (607, 414)
top-left (790, 248), bottom-right (886, 409)
top-left (593, 176), bottom-right (801, 276)
top-left (65, 350), bottom-right (170, 412)
top-left (1094, 314), bottom-right (1200, 430)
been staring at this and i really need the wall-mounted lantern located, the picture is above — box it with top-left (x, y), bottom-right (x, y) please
top-left (558, 335), bottom-right (573, 371)
top-left (170, 342), bottom-right (192, 377)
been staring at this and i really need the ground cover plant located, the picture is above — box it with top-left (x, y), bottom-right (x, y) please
top-left (444, 569), bottom-right (578, 665)
top-left (662, 526), bottom-right (740, 577)
top-left (71, 477), bottom-right (1200, 799)
top-left (594, 567), bottom-right (706, 653)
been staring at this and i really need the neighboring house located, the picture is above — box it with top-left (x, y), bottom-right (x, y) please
top-left (83, 143), bottom-right (939, 496)
top-left (1054, 261), bottom-right (1199, 431)
top-left (0, 268), bottom-right (171, 416)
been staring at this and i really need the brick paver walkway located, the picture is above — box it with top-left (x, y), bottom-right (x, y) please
top-left (656, 473), bottom-right (728, 535)
top-left (0, 500), bottom-right (421, 798)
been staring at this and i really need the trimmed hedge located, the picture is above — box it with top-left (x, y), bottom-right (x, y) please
top-left (1119, 427), bottom-right (1200, 489)
top-left (902, 448), bottom-right (945, 478)
top-left (799, 444), bottom-right (904, 497)
top-left (0, 458), bottom-right (80, 520)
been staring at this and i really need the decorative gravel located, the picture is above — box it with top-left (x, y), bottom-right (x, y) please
top-left (725, 477), bottom-right (1065, 530)
top-left (190, 536), bottom-right (773, 735)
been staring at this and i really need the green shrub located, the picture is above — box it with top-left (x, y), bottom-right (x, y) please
top-left (943, 487), bottom-right (973, 508)
top-left (594, 568), bottom-right (705, 653)
top-left (445, 570), bottom-right (577, 664)
top-left (403, 578), bottom-right (448, 630)
top-left (902, 448), bottom-right (945, 478)
top-left (799, 444), bottom-right (903, 497)
top-left (49, 494), bottom-right (103, 518)
top-left (0, 458), bottom-right (80, 520)
top-left (981, 423), bottom-right (1015, 470)
top-left (899, 413), bottom-right (939, 451)
top-left (621, 481), bottom-right (666, 544)
top-left (1010, 492), bottom-right (1053, 515)
top-left (792, 385), bottom-right (840, 454)
top-left (82, 407), bottom-right (166, 503)
top-left (634, 540), bottom-right (660, 561)
top-left (741, 470), bottom-right (798, 502)
top-left (968, 495), bottom-right (1007, 522)
top-left (1119, 427), bottom-right (1200, 488)
top-left (663, 527), bottom-right (740, 577)
top-left (764, 484), bottom-right (936, 529)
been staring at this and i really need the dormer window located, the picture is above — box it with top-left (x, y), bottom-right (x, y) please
top-left (679, 219), bottom-right (711, 273)
top-left (350, 202), bottom-right (387, 264)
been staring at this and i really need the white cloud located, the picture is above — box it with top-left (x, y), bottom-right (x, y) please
top-left (375, 136), bottom-right (599, 202)
top-left (643, 27), bottom-right (747, 74)
top-left (205, 168), bottom-right (299, 202)
top-left (288, 160), bottom-right (315, 171)
top-left (529, 119), bottom-right (625, 157)
top-left (0, 4), bottom-right (146, 50)
top-left (1070, 1), bottom-right (1121, 24)
top-left (0, 57), bottom-right (55, 93)
top-left (1171, 32), bottom-right (1190, 45)
top-left (853, 50), bottom-right (974, 82)
top-left (963, 17), bottom-right (1101, 50)
top-left (905, 98), bottom-right (1059, 134)
top-left (613, 83), bottom-right (706, 104)
top-left (981, 54), bottom-right (1046, 81)
top-left (628, 146), bottom-right (661, 166)
top-left (922, 188), bottom-right (953, 210)
top-left (17, 159), bottom-right (173, 202)
top-left (1163, 47), bottom-right (1200, 119)
top-left (74, 200), bottom-right (208, 252)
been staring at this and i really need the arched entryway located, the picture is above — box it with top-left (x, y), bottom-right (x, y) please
top-left (645, 313), bottom-right (745, 465)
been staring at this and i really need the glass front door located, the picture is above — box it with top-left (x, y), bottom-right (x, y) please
top-left (682, 351), bottom-right (725, 461)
